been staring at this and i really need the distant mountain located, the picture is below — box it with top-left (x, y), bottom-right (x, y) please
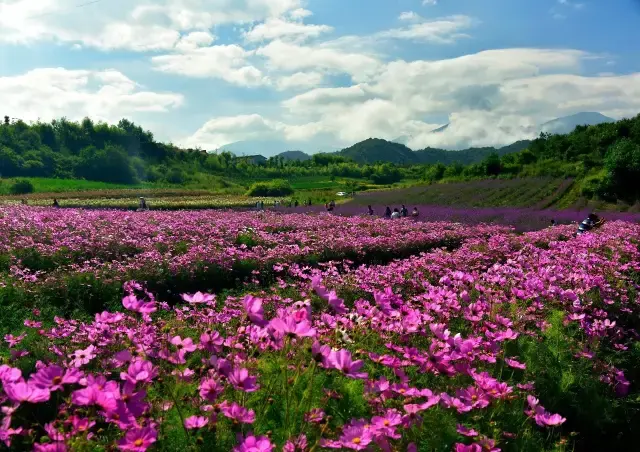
top-left (431, 124), bottom-right (449, 133)
top-left (540, 112), bottom-right (615, 135)
top-left (277, 151), bottom-right (311, 161)
top-left (339, 138), bottom-right (531, 165)
top-left (219, 140), bottom-right (338, 158)
top-left (340, 138), bottom-right (419, 164)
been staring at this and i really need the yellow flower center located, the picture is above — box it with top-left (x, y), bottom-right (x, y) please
top-left (134, 439), bottom-right (144, 447)
top-left (352, 437), bottom-right (361, 444)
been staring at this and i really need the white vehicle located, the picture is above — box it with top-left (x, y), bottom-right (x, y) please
top-left (336, 192), bottom-right (348, 197)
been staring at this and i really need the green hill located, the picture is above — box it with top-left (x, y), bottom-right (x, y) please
top-left (339, 137), bottom-right (531, 165)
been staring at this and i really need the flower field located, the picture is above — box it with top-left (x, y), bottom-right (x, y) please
top-left (1, 206), bottom-right (639, 451)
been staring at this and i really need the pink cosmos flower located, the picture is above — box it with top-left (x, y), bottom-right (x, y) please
top-left (339, 422), bottom-right (374, 450)
top-left (117, 427), bottom-right (157, 451)
top-left (327, 349), bottom-right (368, 379)
top-left (305, 408), bottom-right (325, 423)
top-left (227, 368), bottom-right (259, 392)
top-left (283, 434), bottom-right (308, 452)
top-left (269, 316), bottom-right (316, 338)
top-left (184, 416), bottom-right (208, 430)
top-left (4, 333), bottom-right (26, 348)
top-left (233, 433), bottom-right (275, 452)
top-left (121, 359), bottom-right (158, 386)
top-left (69, 345), bottom-right (97, 368)
top-left (220, 401), bottom-right (256, 424)
top-left (0, 365), bottom-right (22, 384)
top-left (200, 330), bottom-right (224, 353)
top-left (30, 365), bottom-right (83, 391)
top-left (199, 377), bottom-right (224, 402)
top-left (3, 381), bottom-right (51, 403)
top-left (182, 291), bottom-right (215, 305)
top-left (504, 358), bottom-right (526, 370)
top-left (122, 295), bottom-right (157, 315)
top-left (454, 444), bottom-right (482, 452)
top-left (243, 295), bottom-right (266, 326)
top-left (371, 409), bottom-right (402, 438)
top-left (457, 425), bottom-right (479, 437)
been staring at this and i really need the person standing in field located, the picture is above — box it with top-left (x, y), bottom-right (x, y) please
top-left (384, 207), bottom-right (392, 219)
top-left (401, 205), bottom-right (408, 217)
top-left (368, 205), bottom-right (374, 216)
top-left (411, 207), bottom-right (419, 218)
top-left (391, 208), bottom-right (401, 219)
top-left (52, 198), bottom-right (60, 208)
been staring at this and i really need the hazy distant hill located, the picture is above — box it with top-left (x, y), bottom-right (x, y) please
top-left (219, 140), bottom-right (338, 158)
top-left (277, 151), bottom-right (311, 161)
top-left (540, 112), bottom-right (615, 135)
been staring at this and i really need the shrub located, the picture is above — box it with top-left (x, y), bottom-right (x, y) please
top-left (246, 179), bottom-right (294, 197)
top-left (9, 179), bottom-right (34, 195)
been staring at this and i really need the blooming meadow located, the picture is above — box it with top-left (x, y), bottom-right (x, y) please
top-left (1, 206), bottom-right (639, 451)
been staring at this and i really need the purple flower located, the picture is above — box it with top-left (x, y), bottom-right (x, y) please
top-left (182, 291), bottom-right (215, 305)
top-left (184, 415), bottom-right (209, 430)
top-left (121, 359), bottom-right (158, 386)
top-left (220, 401), bottom-right (256, 424)
top-left (3, 381), bottom-right (51, 403)
top-left (269, 316), bottom-right (316, 338)
top-left (339, 422), bottom-right (374, 450)
top-left (327, 349), bottom-right (368, 379)
top-left (228, 368), bottom-right (259, 392)
top-left (117, 427), bottom-right (157, 451)
top-left (122, 295), bottom-right (157, 315)
top-left (30, 365), bottom-right (83, 391)
top-left (69, 345), bottom-right (97, 368)
top-left (243, 295), bottom-right (266, 326)
top-left (505, 358), bottom-right (526, 370)
top-left (233, 433), bottom-right (275, 452)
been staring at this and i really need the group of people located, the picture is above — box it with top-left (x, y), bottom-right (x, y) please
top-left (325, 200), bottom-right (336, 212)
top-left (368, 204), bottom-right (419, 219)
top-left (548, 213), bottom-right (607, 235)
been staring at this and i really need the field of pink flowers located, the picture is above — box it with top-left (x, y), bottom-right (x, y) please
top-left (1, 206), bottom-right (639, 451)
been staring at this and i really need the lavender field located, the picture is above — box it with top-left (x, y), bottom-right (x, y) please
top-left (0, 206), bottom-right (639, 451)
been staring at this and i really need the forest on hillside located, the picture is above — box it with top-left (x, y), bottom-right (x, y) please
top-left (1, 113), bottom-right (640, 203)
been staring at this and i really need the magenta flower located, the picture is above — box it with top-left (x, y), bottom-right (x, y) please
top-left (121, 359), bottom-right (158, 386)
top-left (454, 444), bottom-right (482, 452)
top-left (182, 291), bottom-right (215, 305)
top-left (505, 358), bottom-right (526, 370)
top-left (122, 295), bottom-right (157, 315)
top-left (234, 433), bottom-right (275, 452)
top-left (4, 333), bottom-right (26, 348)
top-left (243, 295), bottom-right (266, 326)
top-left (283, 435), bottom-right (308, 452)
top-left (305, 408), bottom-right (325, 423)
top-left (327, 349), bottom-right (368, 379)
top-left (69, 345), bottom-right (97, 368)
top-left (228, 368), bottom-right (259, 392)
top-left (339, 422), bottom-right (374, 450)
top-left (200, 330), bottom-right (224, 353)
top-left (220, 401), bottom-right (256, 424)
top-left (269, 316), bottom-right (316, 338)
top-left (457, 424), bottom-right (479, 437)
top-left (3, 381), bottom-right (51, 403)
top-left (0, 365), bottom-right (22, 384)
top-left (371, 409), bottom-right (402, 438)
top-left (117, 427), bottom-right (157, 451)
top-left (199, 377), bottom-right (224, 402)
top-left (184, 415), bottom-right (209, 430)
top-left (30, 365), bottom-right (83, 391)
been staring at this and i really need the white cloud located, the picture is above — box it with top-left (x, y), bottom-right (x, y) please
top-left (151, 45), bottom-right (268, 87)
top-left (289, 8), bottom-right (313, 20)
top-left (378, 15), bottom-right (475, 43)
top-left (275, 72), bottom-right (324, 91)
top-left (183, 114), bottom-right (283, 149)
top-left (423, 0), bottom-right (438, 5)
top-left (244, 17), bottom-right (333, 43)
top-left (0, 0), bottom-right (303, 51)
top-left (256, 39), bottom-right (382, 82)
top-left (0, 67), bottom-right (183, 123)
top-left (399, 11), bottom-right (421, 22)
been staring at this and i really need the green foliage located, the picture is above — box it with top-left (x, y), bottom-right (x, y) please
top-left (9, 179), bottom-right (35, 195)
top-left (601, 138), bottom-right (640, 201)
top-left (246, 179), bottom-right (294, 197)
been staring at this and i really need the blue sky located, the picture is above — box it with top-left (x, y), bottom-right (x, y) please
top-left (1, 0), bottom-right (639, 152)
